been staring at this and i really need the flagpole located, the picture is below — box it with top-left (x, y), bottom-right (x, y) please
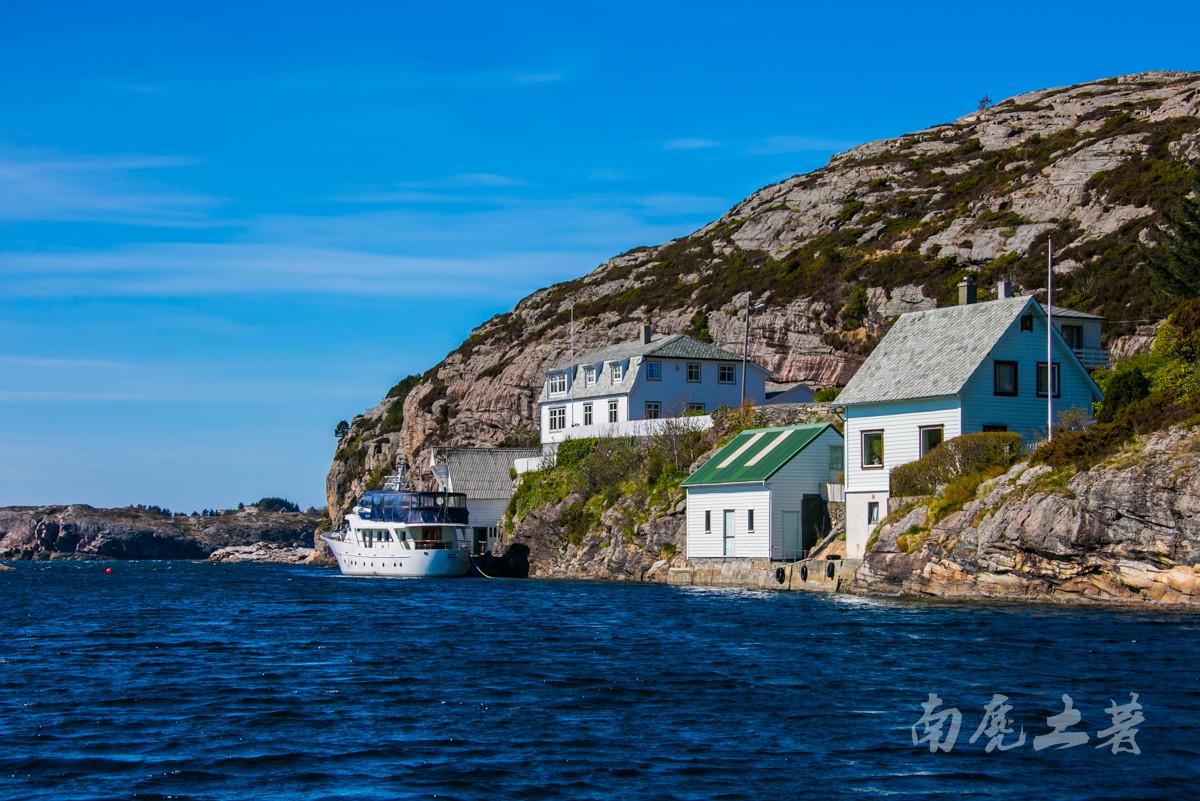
top-left (1047, 238), bottom-right (1053, 443)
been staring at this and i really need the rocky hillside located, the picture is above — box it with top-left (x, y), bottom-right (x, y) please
top-left (328, 71), bottom-right (1200, 518)
top-left (0, 506), bottom-right (323, 561)
top-left (853, 423), bottom-right (1200, 605)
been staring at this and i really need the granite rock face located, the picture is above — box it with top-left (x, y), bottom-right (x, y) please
top-left (328, 71), bottom-right (1200, 520)
top-left (504, 495), bottom-right (687, 582)
top-left (0, 506), bottom-right (324, 562)
top-left (853, 425), bottom-right (1200, 606)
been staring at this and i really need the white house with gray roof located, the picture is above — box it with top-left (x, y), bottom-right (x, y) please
top-left (838, 295), bottom-right (1103, 560)
top-left (537, 326), bottom-right (770, 447)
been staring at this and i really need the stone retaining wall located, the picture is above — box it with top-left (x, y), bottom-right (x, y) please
top-left (668, 557), bottom-right (862, 593)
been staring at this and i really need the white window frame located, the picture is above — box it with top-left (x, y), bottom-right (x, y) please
top-left (608, 399), bottom-right (619, 423)
top-left (583, 402), bottom-right (593, 426)
top-left (585, 366), bottom-right (598, 387)
top-left (549, 372), bottom-right (567, 395)
top-left (862, 430), bottom-right (884, 469)
top-left (919, 425), bottom-right (944, 458)
top-left (1036, 362), bottom-right (1061, 398)
top-left (611, 362), bottom-right (624, 383)
top-left (548, 406), bottom-right (566, 432)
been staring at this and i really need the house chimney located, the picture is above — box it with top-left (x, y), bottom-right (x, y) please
top-left (641, 324), bottom-right (652, 344)
top-left (958, 276), bottom-right (978, 305)
top-left (996, 279), bottom-right (1013, 299)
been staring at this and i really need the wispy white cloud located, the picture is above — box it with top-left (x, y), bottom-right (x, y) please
top-left (663, 138), bottom-right (721, 150)
top-left (746, 135), bottom-right (861, 155)
top-left (515, 73), bottom-right (563, 85)
top-left (332, 173), bottom-right (532, 203)
top-left (0, 356), bottom-right (127, 370)
top-left (0, 243), bottom-right (593, 299)
top-left (0, 146), bottom-right (217, 226)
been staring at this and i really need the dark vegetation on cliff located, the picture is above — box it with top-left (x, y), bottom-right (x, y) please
top-left (1037, 296), bottom-right (1200, 471)
top-left (328, 71), bottom-right (1200, 524)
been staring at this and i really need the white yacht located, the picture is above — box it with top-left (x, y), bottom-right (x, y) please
top-left (322, 474), bottom-right (472, 577)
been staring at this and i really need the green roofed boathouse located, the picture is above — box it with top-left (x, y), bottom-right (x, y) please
top-left (682, 423), bottom-right (843, 561)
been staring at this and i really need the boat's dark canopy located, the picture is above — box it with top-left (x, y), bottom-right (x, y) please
top-left (357, 490), bottom-right (469, 525)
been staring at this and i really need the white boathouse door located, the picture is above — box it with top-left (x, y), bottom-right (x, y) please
top-left (723, 509), bottom-right (735, 557)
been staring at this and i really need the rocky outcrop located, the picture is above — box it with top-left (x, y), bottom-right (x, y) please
top-left (506, 495), bottom-right (687, 582)
top-left (0, 506), bottom-right (325, 562)
top-left (208, 543), bottom-right (317, 564)
top-left (327, 71), bottom-right (1200, 520)
top-left (853, 425), bottom-right (1200, 606)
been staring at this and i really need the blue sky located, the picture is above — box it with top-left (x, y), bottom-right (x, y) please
top-left (2, 1), bottom-right (1197, 511)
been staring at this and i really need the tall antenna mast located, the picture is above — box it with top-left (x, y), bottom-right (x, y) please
top-left (569, 302), bottom-right (575, 430)
top-left (1047, 238), bottom-right (1054, 443)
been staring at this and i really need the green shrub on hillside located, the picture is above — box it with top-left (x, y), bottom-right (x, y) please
top-left (890, 432), bottom-right (1023, 496)
top-left (1095, 366), bottom-right (1150, 423)
top-left (506, 423), bottom-right (711, 544)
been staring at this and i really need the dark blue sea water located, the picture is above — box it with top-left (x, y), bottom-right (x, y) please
top-left (2, 562), bottom-right (1198, 800)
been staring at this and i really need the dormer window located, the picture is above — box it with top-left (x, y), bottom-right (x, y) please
top-left (585, 366), bottom-right (599, 386)
top-left (612, 363), bottom-right (624, 383)
top-left (549, 372), bottom-right (567, 394)
top-left (1020, 314), bottom-right (1034, 332)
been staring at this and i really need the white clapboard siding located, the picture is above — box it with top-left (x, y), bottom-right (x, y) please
top-left (685, 426), bottom-right (842, 559)
top-left (627, 357), bottom-right (765, 418)
top-left (764, 428), bottom-right (843, 558)
top-left (466, 499), bottom-right (509, 530)
top-left (844, 397), bottom-right (963, 494)
top-left (686, 485), bottom-right (771, 558)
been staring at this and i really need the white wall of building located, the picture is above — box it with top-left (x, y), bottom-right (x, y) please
top-left (843, 397), bottom-right (962, 559)
top-left (845, 491), bottom-right (887, 560)
top-left (686, 426), bottom-right (842, 560)
top-left (686, 485), bottom-right (771, 558)
top-left (627, 357), bottom-right (763, 417)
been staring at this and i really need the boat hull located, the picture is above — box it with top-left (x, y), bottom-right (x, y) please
top-left (322, 535), bottom-right (471, 577)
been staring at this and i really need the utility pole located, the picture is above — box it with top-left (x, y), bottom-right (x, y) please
top-left (741, 292), bottom-right (764, 405)
top-left (1047, 239), bottom-right (1054, 442)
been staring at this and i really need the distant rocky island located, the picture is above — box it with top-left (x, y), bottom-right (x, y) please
top-left (0, 504), bottom-right (327, 564)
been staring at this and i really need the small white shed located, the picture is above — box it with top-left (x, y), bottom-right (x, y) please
top-left (682, 424), bottom-right (843, 561)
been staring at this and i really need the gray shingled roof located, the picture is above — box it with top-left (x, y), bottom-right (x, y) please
top-left (546, 333), bottom-right (743, 373)
top-left (838, 296), bottom-right (1036, 405)
top-left (437, 448), bottom-right (542, 499)
top-left (540, 333), bottom-right (762, 403)
top-left (1047, 304), bottom-right (1105, 321)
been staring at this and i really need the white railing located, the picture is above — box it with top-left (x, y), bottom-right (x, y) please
top-left (541, 415), bottom-right (713, 446)
top-left (1073, 348), bottom-right (1110, 370)
top-left (825, 483), bottom-right (846, 503)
